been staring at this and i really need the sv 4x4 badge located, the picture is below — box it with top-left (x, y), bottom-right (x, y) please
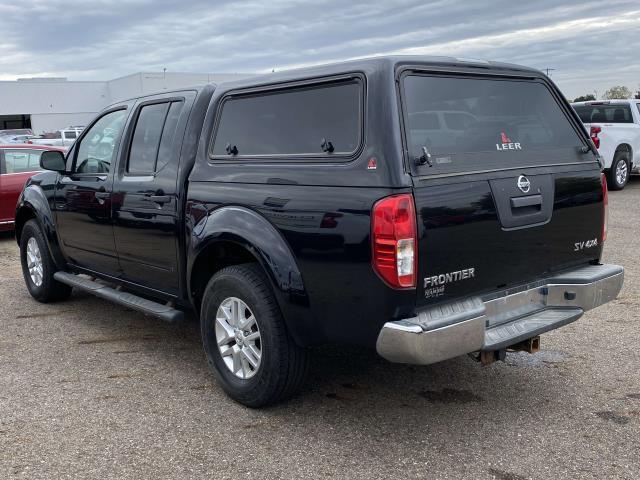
top-left (574, 238), bottom-right (598, 251)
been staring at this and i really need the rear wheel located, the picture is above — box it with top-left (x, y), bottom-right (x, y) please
top-left (19, 219), bottom-right (72, 302)
top-left (200, 264), bottom-right (309, 407)
top-left (607, 151), bottom-right (630, 190)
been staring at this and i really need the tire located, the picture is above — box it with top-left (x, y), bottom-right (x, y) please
top-left (19, 219), bottom-right (72, 303)
top-left (200, 264), bottom-right (309, 407)
top-left (607, 151), bottom-right (630, 191)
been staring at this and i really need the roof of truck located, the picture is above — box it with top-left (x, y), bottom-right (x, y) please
top-left (108, 56), bottom-right (544, 108)
top-left (213, 55), bottom-right (543, 91)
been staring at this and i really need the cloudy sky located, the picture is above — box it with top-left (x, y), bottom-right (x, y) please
top-left (0, 0), bottom-right (638, 100)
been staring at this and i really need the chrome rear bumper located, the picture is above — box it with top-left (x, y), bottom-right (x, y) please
top-left (376, 264), bottom-right (624, 365)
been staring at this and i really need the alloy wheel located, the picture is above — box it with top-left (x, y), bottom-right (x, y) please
top-left (215, 297), bottom-right (262, 379)
top-left (616, 159), bottom-right (628, 186)
top-left (26, 237), bottom-right (43, 287)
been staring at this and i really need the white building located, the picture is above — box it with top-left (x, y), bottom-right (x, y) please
top-left (0, 72), bottom-right (250, 134)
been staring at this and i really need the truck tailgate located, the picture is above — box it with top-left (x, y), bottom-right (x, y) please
top-left (414, 169), bottom-right (604, 307)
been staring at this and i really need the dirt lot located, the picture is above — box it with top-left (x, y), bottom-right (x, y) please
top-left (1, 178), bottom-right (639, 480)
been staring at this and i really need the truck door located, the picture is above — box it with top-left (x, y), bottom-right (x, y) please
top-left (111, 92), bottom-right (194, 296)
top-left (54, 108), bottom-right (129, 275)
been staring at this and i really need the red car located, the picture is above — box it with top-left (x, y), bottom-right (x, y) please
top-left (0, 145), bottom-right (66, 232)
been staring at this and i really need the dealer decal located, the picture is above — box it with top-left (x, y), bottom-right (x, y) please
top-left (496, 132), bottom-right (522, 151)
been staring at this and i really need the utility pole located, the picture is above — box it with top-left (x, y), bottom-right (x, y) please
top-left (544, 68), bottom-right (555, 76)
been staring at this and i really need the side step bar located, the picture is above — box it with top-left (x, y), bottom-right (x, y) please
top-left (54, 272), bottom-right (184, 323)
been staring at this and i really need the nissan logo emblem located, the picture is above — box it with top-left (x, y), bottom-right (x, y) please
top-left (517, 175), bottom-right (531, 193)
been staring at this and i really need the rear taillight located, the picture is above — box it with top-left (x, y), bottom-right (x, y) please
top-left (372, 194), bottom-right (417, 289)
top-left (590, 125), bottom-right (601, 149)
top-left (601, 173), bottom-right (608, 243)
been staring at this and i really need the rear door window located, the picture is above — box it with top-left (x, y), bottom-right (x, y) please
top-left (573, 104), bottom-right (633, 123)
top-left (128, 103), bottom-right (169, 174)
top-left (402, 75), bottom-right (585, 175)
top-left (212, 78), bottom-right (363, 158)
top-left (127, 101), bottom-right (184, 174)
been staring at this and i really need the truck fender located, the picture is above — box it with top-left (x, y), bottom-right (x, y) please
top-left (188, 206), bottom-right (318, 346)
top-left (15, 182), bottom-right (66, 270)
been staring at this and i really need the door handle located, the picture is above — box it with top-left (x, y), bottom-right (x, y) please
top-left (94, 191), bottom-right (110, 205)
top-left (510, 194), bottom-right (542, 209)
top-left (143, 195), bottom-right (171, 205)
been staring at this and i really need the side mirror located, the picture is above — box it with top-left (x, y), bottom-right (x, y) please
top-left (40, 150), bottom-right (67, 173)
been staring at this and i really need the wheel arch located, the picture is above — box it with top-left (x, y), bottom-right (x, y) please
top-left (614, 143), bottom-right (633, 166)
top-left (187, 206), bottom-right (318, 347)
top-left (15, 185), bottom-right (66, 269)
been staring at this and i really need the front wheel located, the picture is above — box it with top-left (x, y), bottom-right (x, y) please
top-left (200, 264), bottom-right (309, 407)
top-left (607, 151), bottom-right (630, 190)
top-left (20, 219), bottom-right (72, 302)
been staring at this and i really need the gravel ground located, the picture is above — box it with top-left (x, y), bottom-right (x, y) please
top-left (1, 178), bottom-right (639, 480)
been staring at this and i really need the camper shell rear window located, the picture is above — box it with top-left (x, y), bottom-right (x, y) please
top-left (401, 73), bottom-right (586, 175)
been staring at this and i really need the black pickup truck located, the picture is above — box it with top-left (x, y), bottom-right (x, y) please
top-left (16, 56), bottom-right (623, 407)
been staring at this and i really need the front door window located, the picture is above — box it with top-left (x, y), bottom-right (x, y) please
top-left (75, 110), bottom-right (127, 174)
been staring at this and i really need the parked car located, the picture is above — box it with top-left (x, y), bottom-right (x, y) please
top-left (27, 129), bottom-right (81, 147)
top-left (16, 56), bottom-right (623, 407)
top-left (0, 145), bottom-right (65, 231)
top-left (0, 129), bottom-right (34, 144)
top-left (0, 128), bottom-right (33, 137)
top-left (571, 99), bottom-right (640, 190)
top-left (0, 134), bottom-right (32, 144)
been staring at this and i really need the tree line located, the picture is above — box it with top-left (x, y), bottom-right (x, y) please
top-left (574, 86), bottom-right (640, 102)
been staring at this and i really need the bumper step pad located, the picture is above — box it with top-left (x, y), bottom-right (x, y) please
top-left (483, 308), bottom-right (583, 351)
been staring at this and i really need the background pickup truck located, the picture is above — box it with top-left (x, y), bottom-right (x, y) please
top-left (572, 99), bottom-right (640, 190)
top-left (27, 128), bottom-right (82, 148)
top-left (15, 56), bottom-right (623, 407)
